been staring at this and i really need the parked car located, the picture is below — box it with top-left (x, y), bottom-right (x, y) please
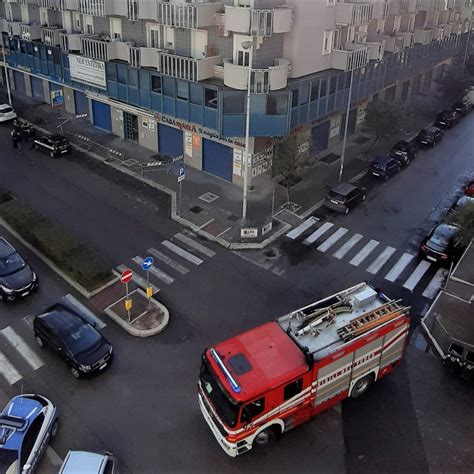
top-left (464, 180), bottom-right (474, 197)
top-left (59, 451), bottom-right (117, 474)
top-left (452, 101), bottom-right (471, 116)
top-left (389, 140), bottom-right (418, 165)
top-left (324, 182), bottom-right (367, 214)
top-left (417, 126), bottom-right (443, 147)
top-left (0, 394), bottom-right (59, 474)
top-left (435, 110), bottom-right (460, 128)
top-left (420, 222), bottom-right (462, 264)
top-left (0, 237), bottom-right (38, 303)
top-left (453, 194), bottom-right (474, 210)
top-left (33, 134), bottom-right (71, 158)
top-left (0, 104), bottom-right (17, 123)
top-left (34, 303), bottom-right (113, 378)
top-left (369, 155), bottom-right (402, 181)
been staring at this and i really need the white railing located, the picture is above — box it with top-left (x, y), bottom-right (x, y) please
top-left (59, 31), bottom-right (83, 52)
top-left (41, 26), bottom-right (64, 45)
top-left (20, 23), bottom-right (41, 41)
top-left (40, 0), bottom-right (61, 10)
top-left (80, 35), bottom-right (108, 61)
top-left (157, 1), bottom-right (221, 29)
top-left (79, 0), bottom-right (105, 17)
top-left (332, 44), bottom-right (368, 71)
top-left (335, 2), bottom-right (373, 26)
top-left (159, 52), bottom-right (221, 82)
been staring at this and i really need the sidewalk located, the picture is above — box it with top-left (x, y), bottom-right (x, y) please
top-left (10, 94), bottom-right (421, 249)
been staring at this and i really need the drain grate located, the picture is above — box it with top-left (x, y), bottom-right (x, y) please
top-left (199, 192), bottom-right (219, 203)
top-left (354, 136), bottom-right (370, 145)
top-left (190, 206), bottom-right (204, 214)
top-left (321, 153), bottom-right (340, 164)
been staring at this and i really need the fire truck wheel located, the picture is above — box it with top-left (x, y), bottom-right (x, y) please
top-left (253, 427), bottom-right (279, 447)
top-left (350, 374), bottom-right (374, 398)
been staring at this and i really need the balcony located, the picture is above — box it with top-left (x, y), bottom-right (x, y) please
top-left (376, 34), bottom-right (405, 52)
top-left (80, 35), bottom-right (108, 61)
top-left (59, 31), bottom-right (83, 52)
top-left (20, 23), bottom-right (41, 41)
top-left (335, 3), bottom-right (373, 27)
top-left (224, 5), bottom-right (292, 37)
top-left (417, 0), bottom-right (448, 12)
top-left (79, 0), bottom-right (105, 17)
top-left (0, 18), bottom-right (7, 33)
top-left (159, 52), bottom-right (221, 82)
top-left (39, 0), bottom-right (61, 10)
top-left (414, 27), bottom-right (434, 44)
top-left (399, 31), bottom-right (414, 48)
top-left (366, 41), bottom-right (385, 61)
top-left (59, 0), bottom-right (79, 10)
top-left (389, 0), bottom-right (419, 15)
top-left (7, 21), bottom-right (21, 36)
top-left (41, 26), bottom-right (64, 46)
top-left (332, 44), bottom-right (368, 71)
top-left (223, 58), bottom-right (290, 93)
top-left (157, 1), bottom-right (222, 29)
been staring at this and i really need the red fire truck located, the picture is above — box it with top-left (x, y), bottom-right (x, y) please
top-left (198, 282), bottom-right (410, 457)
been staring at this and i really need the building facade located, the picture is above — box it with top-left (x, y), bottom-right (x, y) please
top-left (0, 0), bottom-right (472, 188)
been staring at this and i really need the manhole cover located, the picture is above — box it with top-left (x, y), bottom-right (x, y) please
top-left (321, 153), bottom-right (340, 164)
top-left (122, 159), bottom-right (139, 167)
top-left (354, 136), bottom-right (370, 145)
top-left (199, 192), bottom-right (219, 203)
top-left (227, 214), bottom-right (239, 222)
top-left (278, 175), bottom-right (302, 188)
top-left (190, 206), bottom-right (204, 214)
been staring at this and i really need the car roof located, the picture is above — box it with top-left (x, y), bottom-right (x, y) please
top-left (0, 238), bottom-right (16, 259)
top-left (61, 451), bottom-right (107, 474)
top-left (49, 134), bottom-right (67, 140)
top-left (432, 223), bottom-right (459, 237)
top-left (372, 155), bottom-right (392, 164)
top-left (37, 305), bottom-right (85, 333)
top-left (422, 126), bottom-right (439, 133)
top-left (329, 182), bottom-right (358, 195)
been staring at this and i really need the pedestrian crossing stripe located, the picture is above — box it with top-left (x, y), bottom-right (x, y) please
top-left (132, 256), bottom-right (175, 285)
top-left (161, 240), bottom-right (204, 265)
top-left (333, 233), bottom-right (363, 259)
top-left (174, 233), bottom-right (216, 258)
top-left (367, 246), bottom-right (396, 275)
top-left (148, 248), bottom-right (190, 276)
top-left (0, 327), bottom-right (44, 371)
top-left (403, 260), bottom-right (431, 292)
top-left (422, 268), bottom-right (448, 299)
top-left (350, 239), bottom-right (380, 267)
top-left (385, 253), bottom-right (415, 282)
top-left (317, 227), bottom-right (348, 253)
top-left (303, 222), bottom-right (334, 246)
top-left (0, 351), bottom-right (23, 385)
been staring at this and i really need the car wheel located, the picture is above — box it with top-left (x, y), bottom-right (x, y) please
top-left (49, 151), bottom-right (55, 158)
top-left (253, 427), bottom-right (279, 447)
top-left (70, 367), bottom-right (81, 379)
top-left (35, 335), bottom-right (44, 348)
top-left (362, 194), bottom-right (367, 201)
top-left (51, 419), bottom-right (59, 438)
top-left (351, 374), bottom-right (374, 398)
top-left (344, 207), bottom-right (350, 215)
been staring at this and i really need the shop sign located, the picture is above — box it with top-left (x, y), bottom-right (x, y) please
top-left (241, 227), bottom-right (258, 239)
top-left (184, 131), bottom-right (193, 157)
top-left (69, 54), bottom-right (106, 89)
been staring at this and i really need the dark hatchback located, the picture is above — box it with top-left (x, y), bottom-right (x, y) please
top-left (34, 134), bottom-right (71, 158)
top-left (389, 140), bottom-right (418, 165)
top-left (324, 182), bottom-right (366, 214)
top-left (0, 238), bottom-right (38, 302)
top-left (34, 303), bottom-right (113, 378)
top-left (417, 126), bottom-right (443, 147)
top-left (369, 155), bottom-right (402, 181)
top-left (435, 110), bottom-right (460, 128)
top-left (420, 223), bottom-right (463, 264)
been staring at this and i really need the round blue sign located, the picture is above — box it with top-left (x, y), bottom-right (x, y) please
top-left (142, 256), bottom-right (154, 271)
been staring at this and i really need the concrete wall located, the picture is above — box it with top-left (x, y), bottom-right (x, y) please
top-left (24, 73), bottom-right (32, 97)
top-left (42, 79), bottom-right (50, 104)
top-left (183, 130), bottom-right (203, 170)
top-left (138, 114), bottom-right (158, 152)
top-left (111, 105), bottom-right (124, 138)
top-left (64, 86), bottom-right (75, 114)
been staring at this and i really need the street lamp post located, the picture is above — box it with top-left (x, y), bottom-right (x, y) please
top-left (1, 34), bottom-right (12, 107)
top-left (338, 66), bottom-right (354, 184)
top-left (241, 39), bottom-right (253, 223)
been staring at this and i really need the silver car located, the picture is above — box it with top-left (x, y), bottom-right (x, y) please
top-left (59, 451), bottom-right (116, 474)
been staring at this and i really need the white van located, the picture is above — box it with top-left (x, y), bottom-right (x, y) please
top-left (59, 451), bottom-right (116, 474)
top-left (0, 104), bottom-right (17, 122)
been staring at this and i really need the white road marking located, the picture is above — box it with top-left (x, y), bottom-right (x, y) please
top-left (22, 315), bottom-right (34, 330)
top-left (132, 256), bottom-right (175, 285)
top-left (403, 260), bottom-right (431, 291)
top-left (366, 246), bottom-right (397, 275)
top-left (116, 265), bottom-right (160, 293)
top-left (303, 222), bottom-right (334, 246)
top-left (422, 268), bottom-right (448, 299)
top-left (385, 252), bottom-right (415, 282)
top-left (349, 240), bottom-right (380, 267)
top-left (286, 217), bottom-right (319, 240)
top-left (333, 233), bottom-right (363, 259)
top-left (173, 233), bottom-right (216, 258)
top-left (61, 294), bottom-right (106, 329)
top-left (0, 327), bottom-right (44, 371)
top-left (161, 240), bottom-right (204, 265)
top-left (0, 352), bottom-right (22, 385)
top-left (317, 227), bottom-right (348, 253)
top-left (148, 248), bottom-right (189, 276)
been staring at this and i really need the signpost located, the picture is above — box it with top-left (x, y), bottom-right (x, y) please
top-left (178, 165), bottom-right (185, 216)
top-left (142, 256), bottom-right (154, 304)
top-left (120, 269), bottom-right (133, 321)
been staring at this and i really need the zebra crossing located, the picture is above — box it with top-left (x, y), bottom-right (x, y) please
top-left (118, 231), bottom-right (216, 293)
top-left (286, 218), bottom-right (449, 299)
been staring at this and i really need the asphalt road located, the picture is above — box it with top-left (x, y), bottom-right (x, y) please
top-left (0, 110), bottom-right (473, 473)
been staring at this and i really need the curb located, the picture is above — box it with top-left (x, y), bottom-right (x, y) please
top-left (0, 218), bottom-right (116, 300)
top-left (104, 288), bottom-right (170, 337)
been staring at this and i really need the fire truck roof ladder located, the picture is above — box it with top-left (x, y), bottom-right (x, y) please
top-left (337, 300), bottom-right (409, 342)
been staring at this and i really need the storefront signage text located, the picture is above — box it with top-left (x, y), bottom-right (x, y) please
top-left (69, 54), bottom-right (106, 89)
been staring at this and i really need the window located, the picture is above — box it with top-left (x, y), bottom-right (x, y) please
top-left (237, 50), bottom-right (250, 67)
top-left (151, 75), bottom-right (162, 93)
top-left (267, 94), bottom-right (288, 115)
top-left (284, 379), bottom-right (302, 401)
top-left (147, 23), bottom-right (161, 48)
top-left (20, 413), bottom-right (45, 467)
top-left (240, 398), bottom-right (265, 423)
top-left (84, 16), bottom-right (94, 35)
top-left (73, 12), bottom-right (81, 31)
top-left (205, 88), bottom-right (217, 108)
top-left (449, 343), bottom-right (464, 358)
top-left (110, 17), bottom-right (122, 41)
top-left (466, 351), bottom-right (474, 364)
top-left (310, 81), bottom-right (320, 102)
top-left (320, 79), bottom-right (327, 98)
top-left (176, 80), bottom-right (188, 100)
top-left (117, 66), bottom-right (127, 84)
top-left (128, 69), bottom-right (138, 87)
top-left (223, 92), bottom-right (245, 114)
top-left (322, 30), bottom-right (333, 55)
top-left (329, 76), bottom-right (337, 95)
top-left (291, 89), bottom-right (299, 108)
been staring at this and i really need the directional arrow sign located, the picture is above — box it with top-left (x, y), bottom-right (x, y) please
top-left (120, 269), bottom-right (133, 284)
top-left (142, 256), bottom-right (154, 271)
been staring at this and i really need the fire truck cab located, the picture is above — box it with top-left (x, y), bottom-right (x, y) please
top-left (198, 283), bottom-right (410, 456)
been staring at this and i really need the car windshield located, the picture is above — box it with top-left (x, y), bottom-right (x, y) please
top-left (0, 448), bottom-right (19, 472)
top-left (394, 143), bottom-right (408, 151)
top-left (200, 358), bottom-right (240, 428)
top-left (371, 161), bottom-right (385, 170)
top-left (428, 226), bottom-right (457, 249)
top-left (64, 324), bottom-right (102, 355)
top-left (0, 252), bottom-right (25, 277)
top-left (327, 191), bottom-right (345, 201)
top-left (420, 130), bottom-right (432, 138)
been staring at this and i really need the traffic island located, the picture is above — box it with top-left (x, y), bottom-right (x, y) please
top-left (103, 288), bottom-right (169, 337)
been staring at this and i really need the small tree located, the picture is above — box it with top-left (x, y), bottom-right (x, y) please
top-left (439, 67), bottom-right (473, 103)
top-left (448, 202), bottom-right (474, 245)
top-left (364, 100), bottom-right (403, 146)
top-left (273, 137), bottom-right (297, 203)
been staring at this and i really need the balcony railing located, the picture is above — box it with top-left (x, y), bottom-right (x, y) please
top-left (80, 35), bottom-right (108, 61)
top-left (159, 51), bottom-right (221, 82)
top-left (223, 58), bottom-right (290, 93)
top-left (7, 21), bottom-right (22, 36)
top-left (414, 27), bottom-right (434, 44)
top-left (41, 26), bottom-right (64, 46)
top-left (79, 0), bottom-right (105, 17)
top-left (332, 44), bottom-right (368, 71)
top-left (366, 41), bottom-right (385, 61)
top-left (20, 23), bottom-right (42, 41)
top-left (40, 0), bottom-right (61, 10)
top-left (157, 1), bottom-right (222, 29)
top-left (335, 3), bottom-right (373, 26)
top-left (376, 34), bottom-right (405, 52)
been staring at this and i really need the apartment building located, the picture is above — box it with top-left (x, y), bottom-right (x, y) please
top-left (0, 0), bottom-right (472, 188)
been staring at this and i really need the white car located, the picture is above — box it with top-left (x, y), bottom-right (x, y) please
top-left (0, 104), bottom-right (17, 123)
top-left (59, 451), bottom-right (117, 474)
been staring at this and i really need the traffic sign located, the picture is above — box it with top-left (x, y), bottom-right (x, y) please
top-left (142, 256), bottom-right (154, 271)
top-left (178, 165), bottom-right (185, 183)
top-left (120, 269), bottom-right (133, 284)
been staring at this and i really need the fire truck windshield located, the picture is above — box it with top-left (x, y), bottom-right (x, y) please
top-left (200, 358), bottom-right (240, 428)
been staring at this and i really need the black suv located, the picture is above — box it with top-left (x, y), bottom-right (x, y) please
top-left (34, 303), bottom-right (113, 378)
top-left (369, 155), bottom-right (402, 181)
top-left (34, 134), bottom-right (71, 158)
top-left (0, 237), bottom-right (38, 302)
top-left (435, 110), bottom-right (460, 129)
top-left (389, 140), bottom-right (418, 165)
top-left (324, 182), bottom-right (367, 214)
top-left (420, 223), bottom-right (463, 265)
top-left (418, 126), bottom-right (443, 147)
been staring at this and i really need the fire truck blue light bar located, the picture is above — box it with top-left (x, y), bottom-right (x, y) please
top-left (210, 348), bottom-right (241, 393)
